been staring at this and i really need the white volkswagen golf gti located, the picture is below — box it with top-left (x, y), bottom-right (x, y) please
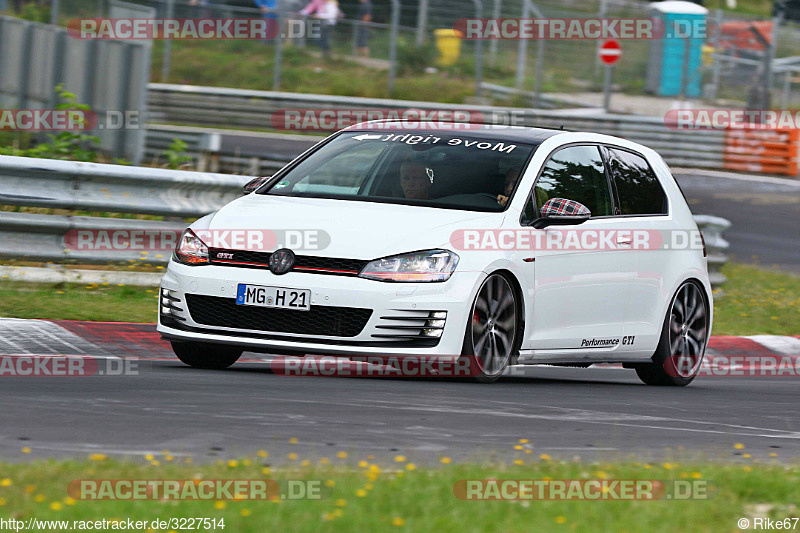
top-left (158, 122), bottom-right (712, 386)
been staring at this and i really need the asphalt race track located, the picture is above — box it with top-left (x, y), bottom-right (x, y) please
top-left (673, 170), bottom-right (800, 273)
top-left (0, 320), bottom-right (798, 465)
top-left (1, 135), bottom-right (798, 466)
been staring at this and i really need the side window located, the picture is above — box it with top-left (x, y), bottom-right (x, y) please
top-left (531, 145), bottom-right (613, 218)
top-left (606, 148), bottom-right (668, 215)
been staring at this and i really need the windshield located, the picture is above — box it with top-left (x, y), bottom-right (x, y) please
top-left (261, 131), bottom-right (538, 212)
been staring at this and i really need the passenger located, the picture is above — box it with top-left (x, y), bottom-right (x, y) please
top-left (496, 166), bottom-right (521, 207)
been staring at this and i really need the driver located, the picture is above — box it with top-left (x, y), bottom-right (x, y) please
top-left (399, 160), bottom-right (432, 200)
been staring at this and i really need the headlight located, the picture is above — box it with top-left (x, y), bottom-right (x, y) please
top-left (358, 250), bottom-right (459, 282)
top-left (174, 229), bottom-right (209, 265)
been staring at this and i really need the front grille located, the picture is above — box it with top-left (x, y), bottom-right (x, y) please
top-left (296, 256), bottom-right (369, 274)
top-left (208, 249), bottom-right (368, 276)
top-left (184, 294), bottom-right (372, 337)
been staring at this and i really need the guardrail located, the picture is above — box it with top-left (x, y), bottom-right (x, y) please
top-left (144, 124), bottom-right (317, 176)
top-left (477, 83), bottom-right (589, 110)
top-left (146, 83), bottom-right (763, 173)
top-left (0, 211), bottom-right (185, 264)
top-left (693, 215), bottom-right (731, 287)
top-left (0, 157), bottom-right (730, 286)
top-left (0, 155), bottom-right (248, 218)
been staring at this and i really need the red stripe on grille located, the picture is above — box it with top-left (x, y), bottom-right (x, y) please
top-left (294, 267), bottom-right (359, 274)
top-left (213, 260), bottom-right (268, 267)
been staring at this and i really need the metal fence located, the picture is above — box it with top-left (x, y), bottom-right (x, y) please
top-left (52, 0), bottom-right (424, 95)
top-left (0, 155), bottom-right (729, 285)
top-left (420, 0), bottom-right (800, 109)
top-left (702, 11), bottom-right (800, 108)
top-left (0, 14), bottom-right (150, 163)
top-left (9, 0), bottom-right (800, 108)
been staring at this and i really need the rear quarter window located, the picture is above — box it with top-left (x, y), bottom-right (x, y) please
top-left (605, 148), bottom-right (668, 216)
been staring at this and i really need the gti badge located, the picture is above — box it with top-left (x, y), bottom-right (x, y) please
top-left (268, 248), bottom-right (295, 275)
top-left (216, 252), bottom-right (234, 260)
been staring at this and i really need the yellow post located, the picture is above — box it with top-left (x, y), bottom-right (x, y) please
top-left (434, 29), bottom-right (464, 66)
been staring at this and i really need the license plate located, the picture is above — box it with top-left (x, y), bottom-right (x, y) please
top-left (236, 284), bottom-right (311, 311)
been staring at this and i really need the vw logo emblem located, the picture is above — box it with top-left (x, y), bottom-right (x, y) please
top-left (268, 248), bottom-right (295, 275)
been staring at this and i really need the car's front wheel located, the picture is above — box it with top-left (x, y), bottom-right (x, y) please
top-left (635, 280), bottom-right (708, 386)
top-left (461, 273), bottom-right (519, 383)
top-left (171, 341), bottom-right (243, 370)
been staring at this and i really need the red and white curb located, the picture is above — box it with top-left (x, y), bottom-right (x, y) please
top-left (729, 335), bottom-right (800, 356)
top-left (0, 318), bottom-right (797, 372)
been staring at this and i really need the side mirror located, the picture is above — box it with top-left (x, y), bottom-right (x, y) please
top-left (530, 198), bottom-right (591, 229)
top-left (243, 177), bottom-right (269, 194)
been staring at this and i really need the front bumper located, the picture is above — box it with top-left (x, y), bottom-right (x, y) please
top-left (156, 259), bottom-right (484, 356)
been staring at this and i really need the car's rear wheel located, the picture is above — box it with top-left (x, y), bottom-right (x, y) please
top-left (461, 273), bottom-right (519, 383)
top-left (171, 341), bottom-right (243, 370)
top-left (635, 281), bottom-right (708, 386)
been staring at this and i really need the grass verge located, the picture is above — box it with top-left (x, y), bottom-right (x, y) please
top-left (0, 262), bottom-right (797, 335)
top-left (153, 40), bottom-right (480, 104)
top-left (712, 263), bottom-right (800, 336)
top-left (0, 281), bottom-right (159, 323)
top-left (0, 456), bottom-right (797, 532)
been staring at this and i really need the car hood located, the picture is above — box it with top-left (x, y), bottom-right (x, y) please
top-left (200, 194), bottom-right (505, 259)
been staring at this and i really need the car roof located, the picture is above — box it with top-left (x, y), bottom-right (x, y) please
top-left (345, 120), bottom-right (564, 144)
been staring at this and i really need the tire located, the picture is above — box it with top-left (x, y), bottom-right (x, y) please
top-left (460, 273), bottom-right (520, 383)
top-left (635, 281), bottom-right (709, 386)
top-left (171, 341), bottom-right (242, 370)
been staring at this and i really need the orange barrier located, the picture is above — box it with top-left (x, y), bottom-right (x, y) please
top-left (715, 21), bottom-right (773, 52)
top-left (723, 128), bottom-right (799, 176)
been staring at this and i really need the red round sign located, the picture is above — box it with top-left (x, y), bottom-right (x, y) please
top-left (599, 39), bottom-right (622, 65)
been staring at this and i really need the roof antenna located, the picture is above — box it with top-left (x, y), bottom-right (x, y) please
top-left (559, 124), bottom-right (564, 130)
